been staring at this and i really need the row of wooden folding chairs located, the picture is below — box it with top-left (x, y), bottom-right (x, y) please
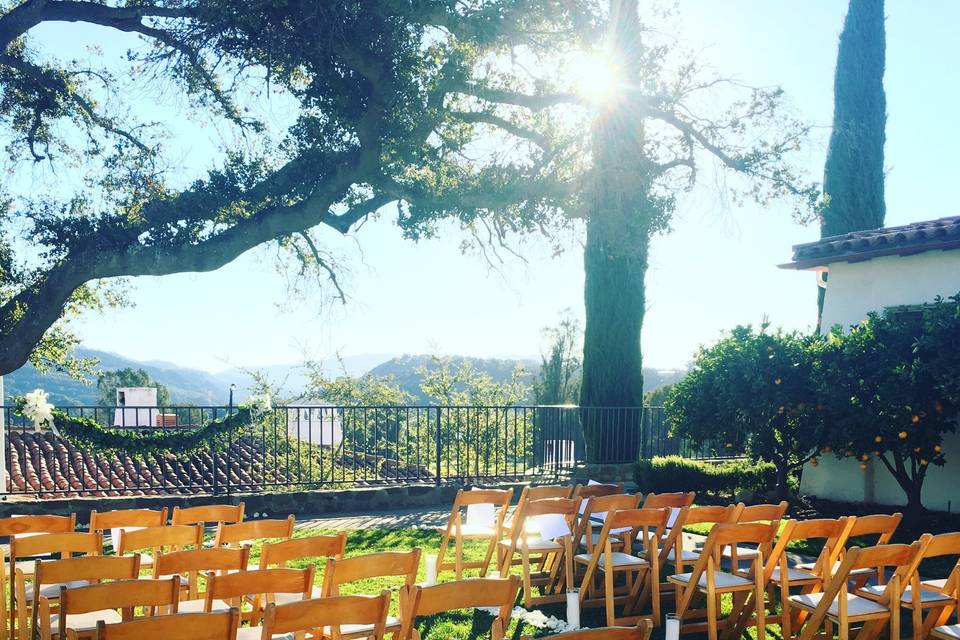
top-left (3, 527), bottom-right (343, 640)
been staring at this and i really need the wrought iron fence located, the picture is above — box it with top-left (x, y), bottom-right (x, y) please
top-left (1, 404), bottom-right (731, 497)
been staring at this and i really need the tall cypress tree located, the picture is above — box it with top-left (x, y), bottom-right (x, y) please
top-left (819, 0), bottom-right (887, 313)
top-left (822, 0), bottom-right (886, 236)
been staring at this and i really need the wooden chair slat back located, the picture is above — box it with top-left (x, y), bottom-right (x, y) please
top-left (118, 524), bottom-right (203, 555)
top-left (323, 549), bottom-right (421, 590)
top-left (683, 504), bottom-right (741, 526)
top-left (846, 512), bottom-right (902, 541)
top-left (455, 489), bottom-right (513, 506)
top-left (0, 514), bottom-right (75, 536)
top-left (171, 503), bottom-right (244, 526)
top-left (923, 532), bottom-right (960, 558)
top-left (154, 547), bottom-right (250, 576)
top-left (89, 508), bottom-right (167, 532)
top-left (206, 567), bottom-right (314, 601)
top-left (214, 516), bottom-right (294, 547)
top-left (641, 492), bottom-right (696, 509)
top-left (608, 507), bottom-right (670, 530)
top-left (582, 493), bottom-right (641, 516)
top-left (736, 501), bottom-right (789, 523)
top-left (524, 497), bottom-right (582, 517)
top-left (709, 521), bottom-right (779, 548)
top-left (61, 576), bottom-right (180, 614)
top-left (37, 555), bottom-right (140, 585)
top-left (573, 483), bottom-right (624, 499)
top-left (845, 541), bottom-right (919, 572)
top-left (406, 576), bottom-right (519, 617)
top-left (521, 621), bottom-right (652, 640)
top-left (12, 531), bottom-right (102, 558)
top-left (259, 533), bottom-right (347, 568)
top-left (526, 485), bottom-right (574, 501)
top-left (262, 592), bottom-right (390, 637)
top-left (95, 609), bottom-right (239, 640)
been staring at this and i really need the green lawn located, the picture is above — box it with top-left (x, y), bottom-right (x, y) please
top-left (241, 527), bottom-right (790, 640)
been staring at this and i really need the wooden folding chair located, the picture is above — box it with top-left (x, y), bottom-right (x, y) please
top-left (204, 567), bottom-right (314, 629)
top-left (88, 509), bottom-right (167, 563)
top-left (40, 577), bottom-right (180, 640)
top-left (499, 485), bottom-right (573, 564)
top-left (576, 507), bottom-right (670, 627)
top-left (91, 609), bottom-right (240, 640)
top-left (214, 516), bottom-right (295, 550)
top-left (398, 576), bottom-right (520, 640)
top-left (152, 547), bottom-right (250, 614)
top-left (856, 531), bottom-right (960, 640)
top-left (11, 533), bottom-right (102, 640)
top-left (791, 540), bottom-right (925, 640)
top-left (435, 489), bottom-right (512, 579)
top-left (664, 505), bottom-right (742, 577)
top-left (520, 620), bottom-right (653, 640)
top-left (171, 504), bottom-right (245, 528)
top-left (932, 576), bottom-right (960, 640)
top-left (797, 513), bottom-right (902, 588)
top-left (500, 497), bottom-right (580, 607)
top-left (571, 494), bottom-right (642, 556)
top-left (260, 592), bottom-right (391, 640)
top-left (116, 525), bottom-right (204, 577)
top-left (258, 534), bottom-right (347, 602)
top-left (30, 556), bottom-right (141, 640)
top-left (668, 521), bottom-right (779, 640)
top-left (1, 514), bottom-right (77, 640)
top-left (320, 549), bottom-right (420, 638)
top-left (747, 517), bottom-right (855, 640)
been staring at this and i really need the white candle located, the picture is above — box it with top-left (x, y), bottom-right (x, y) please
top-left (566, 590), bottom-right (580, 629)
top-left (425, 554), bottom-right (438, 586)
top-left (665, 613), bottom-right (680, 640)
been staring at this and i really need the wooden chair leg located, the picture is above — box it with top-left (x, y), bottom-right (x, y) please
top-left (755, 576), bottom-right (766, 640)
top-left (479, 537), bottom-right (497, 577)
top-left (604, 567), bottom-right (616, 626)
top-left (455, 531), bottom-right (464, 580)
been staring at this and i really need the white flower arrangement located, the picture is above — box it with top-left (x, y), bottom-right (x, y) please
top-left (246, 392), bottom-right (273, 417)
top-left (22, 388), bottom-right (55, 431)
top-left (477, 606), bottom-right (583, 632)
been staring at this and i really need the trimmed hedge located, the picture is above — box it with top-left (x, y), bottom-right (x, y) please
top-left (634, 456), bottom-right (776, 496)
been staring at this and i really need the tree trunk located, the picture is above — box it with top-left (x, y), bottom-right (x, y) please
top-left (579, 0), bottom-right (651, 463)
top-left (774, 463), bottom-right (790, 502)
top-left (819, 0), bottom-right (886, 319)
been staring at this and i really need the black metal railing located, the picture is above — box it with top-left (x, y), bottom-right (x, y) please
top-left (0, 404), bottom-right (732, 497)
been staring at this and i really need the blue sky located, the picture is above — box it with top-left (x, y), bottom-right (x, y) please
top-left (21, 1), bottom-right (960, 373)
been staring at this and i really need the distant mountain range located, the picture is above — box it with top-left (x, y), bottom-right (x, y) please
top-left (4, 348), bottom-right (685, 406)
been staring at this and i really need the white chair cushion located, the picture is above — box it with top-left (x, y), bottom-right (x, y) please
top-left (934, 625), bottom-right (960, 639)
top-left (24, 580), bottom-right (89, 601)
top-left (670, 571), bottom-right (753, 589)
top-left (859, 584), bottom-right (952, 604)
top-left (273, 586), bottom-right (323, 605)
top-left (797, 561), bottom-right (874, 577)
top-left (454, 524), bottom-right (497, 537)
top-left (177, 598), bottom-right (232, 613)
top-left (666, 548), bottom-right (699, 563)
top-left (50, 609), bottom-right (123, 633)
top-left (720, 546), bottom-right (760, 559)
top-left (789, 592), bottom-right (888, 617)
top-left (236, 627), bottom-right (293, 640)
top-left (339, 616), bottom-right (401, 636)
top-left (580, 533), bottom-right (621, 548)
top-left (923, 578), bottom-right (949, 591)
top-left (573, 552), bottom-right (647, 570)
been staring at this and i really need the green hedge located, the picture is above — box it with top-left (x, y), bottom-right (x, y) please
top-left (634, 456), bottom-right (776, 496)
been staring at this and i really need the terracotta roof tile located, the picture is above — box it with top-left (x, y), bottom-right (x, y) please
top-left (781, 215), bottom-right (960, 269)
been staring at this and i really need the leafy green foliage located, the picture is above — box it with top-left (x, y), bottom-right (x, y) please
top-left (818, 295), bottom-right (960, 512)
top-left (96, 367), bottom-right (171, 407)
top-left (634, 455), bottom-right (776, 498)
top-left (533, 313), bottom-right (581, 405)
top-left (667, 324), bottom-right (828, 498)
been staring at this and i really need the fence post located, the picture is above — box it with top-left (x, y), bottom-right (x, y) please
top-left (435, 407), bottom-right (442, 486)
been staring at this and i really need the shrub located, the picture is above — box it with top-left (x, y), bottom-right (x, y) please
top-left (634, 455), bottom-right (776, 497)
top-left (666, 324), bottom-right (828, 499)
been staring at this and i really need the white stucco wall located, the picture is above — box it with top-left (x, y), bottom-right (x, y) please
top-left (820, 250), bottom-right (960, 331)
top-left (801, 248), bottom-right (960, 510)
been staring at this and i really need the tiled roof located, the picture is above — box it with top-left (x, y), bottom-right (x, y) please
top-left (6, 431), bottom-right (432, 498)
top-left (780, 216), bottom-right (960, 269)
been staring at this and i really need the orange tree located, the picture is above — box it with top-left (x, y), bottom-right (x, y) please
top-left (818, 295), bottom-right (960, 516)
top-left (666, 324), bottom-right (828, 500)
